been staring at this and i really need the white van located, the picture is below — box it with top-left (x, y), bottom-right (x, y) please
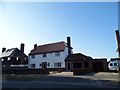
top-left (108, 58), bottom-right (120, 71)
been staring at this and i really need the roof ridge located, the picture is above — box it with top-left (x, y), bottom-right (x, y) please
top-left (38, 41), bottom-right (66, 47)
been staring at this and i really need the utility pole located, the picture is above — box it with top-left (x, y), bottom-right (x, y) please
top-left (115, 30), bottom-right (120, 87)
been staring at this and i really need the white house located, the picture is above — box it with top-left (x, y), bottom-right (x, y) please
top-left (28, 37), bottom-right (73, 70)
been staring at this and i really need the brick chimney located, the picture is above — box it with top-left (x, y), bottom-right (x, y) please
top-left (2, 47), bottom-right (6, 53)
top-left (20, 43), bottom-right (24, 53)
top-left (67, 36), bottom-right (71, 55)
top-left (34, 44), bottom-right (37, 49)
top-left (20, 43), bottom-right (25, 64)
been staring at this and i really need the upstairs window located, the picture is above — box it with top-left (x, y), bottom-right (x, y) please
top-left (31, 55), bottom-right (35, 59)
top-left (55, 52), bottom-right (60, 56)
top-left (42, 53), bottom-right (47, 58)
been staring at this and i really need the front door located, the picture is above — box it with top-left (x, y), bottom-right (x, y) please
top-left (42, 62), bottom-right (47, 70)
top-left (67, 62), bottom-right (70, 70)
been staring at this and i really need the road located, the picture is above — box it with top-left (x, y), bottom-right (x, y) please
top-left (2, 72), bottom-right (120, 89)
top-left (2, 80), bottom-right (102, 89)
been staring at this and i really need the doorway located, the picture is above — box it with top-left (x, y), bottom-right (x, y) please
top-left (67, 62), bottom-right (70, 70)
top-left (42, 62), bottom-right (47, 70)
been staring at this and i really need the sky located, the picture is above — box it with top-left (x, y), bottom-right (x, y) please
top-left (0, 2), bottom-right (118, 61)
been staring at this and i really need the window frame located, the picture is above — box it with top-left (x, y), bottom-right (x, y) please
top-left (31, 64), bottom-right (35, 68)
top-left (31, 55), bottom-right (35, 59)
top-left (54, 62), bottom-right (61, 67)
top-left (42, 53), bottom-right (47, 58)
top-left (55, 52), bottom-right (60, 56)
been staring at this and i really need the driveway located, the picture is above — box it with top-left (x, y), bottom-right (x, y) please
top-left (49, 71), bottom-right (120, 86)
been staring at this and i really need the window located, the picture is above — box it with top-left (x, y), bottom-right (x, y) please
top-left (31, 55), bottom-right (35, 59)
top-left (114, 63), bottom-right (118, 66)
top-left (73, 62), bottom-right (82, 68)
top-left (42, 53), bottom-right (47, 57)
top-left (110, 63), bottom-right (113, 66)
top-left (55, 52), bottom-right (60, 56)
top-left (54, 62), bottom-right (61, 67)
top-left (31, 64), bottom-right (35, 68)
top-left (48, 63), bottom-right (50, 67)
top-left (84, 62), bottom-right (89, 68)
top-left (39, 63), bottom-right (42, 67)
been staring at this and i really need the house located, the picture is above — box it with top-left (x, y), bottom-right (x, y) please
top-left (0, 43), bottom-right (28, 68)
top-left (28, 37), bottom-right (73, 71)
top-left (65, 53), bottom-right (93, 72)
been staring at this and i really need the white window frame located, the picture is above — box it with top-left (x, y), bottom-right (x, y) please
top-left (54, 62), bottom-right (61, 67)
top-left (31, 55), bottom-right (35, 59)
top-left (55, 52), bottom-right (60, 56)
top-left (42, 53), bottom-right (47, 58)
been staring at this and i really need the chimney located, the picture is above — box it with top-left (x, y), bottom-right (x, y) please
top-left (34, 44), bottom-right (37, 49)
top-left (67, 36), bottom-right (71, 55)
top-left (115, 30), bottom-right (120, 58)
top-left (20, 43), bottom-right (24, 53)
top-left (2, 47), bottom-right (6, 53)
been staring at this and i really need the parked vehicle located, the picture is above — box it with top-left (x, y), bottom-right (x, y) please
top-left (108, 58), bottom-right (120, 72)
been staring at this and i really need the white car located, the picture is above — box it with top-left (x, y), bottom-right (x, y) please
top-left (108, 59), bottom-right (120, 71)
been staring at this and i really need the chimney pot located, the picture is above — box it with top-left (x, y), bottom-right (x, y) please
top-left (67, 36), bottom-right (71, 55)
top-left (34, 44), bottom-right (37, 49)
top-left (20, 43), bottom-right (24, 53)
top-left (2, 47), bottom-right (6, 53)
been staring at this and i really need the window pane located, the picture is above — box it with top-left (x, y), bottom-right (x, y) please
top-left (31, 64), bottom-right (35, 68)
top-left (31, 55), bottom-right (35, 58)
top-left (42, 53), bottom-right (47, 57)
top-left (114, 63), bottom-right (118, 66)
top-left (110, 63), bottom-right (113, 66)
top-left (55, 52), bottom-right (60, 56)
top-left (54, 62), bottom-right (61, 67)
top-left (39, 63), bottom-right (42, 67)
top-left (48, 63), bottom-right (50, 67)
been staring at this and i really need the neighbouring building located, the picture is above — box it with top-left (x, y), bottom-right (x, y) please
top-left (92, 58), bottom-right (108, 72)
top-left (0, 43), bottom-right (28, 68)
top-left (65, 53), bottom-right (93, 72)
top-left (28, 37), bottom-right (73, 70)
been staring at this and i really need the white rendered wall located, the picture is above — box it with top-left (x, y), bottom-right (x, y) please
top-left (28, 47), bottom-right (72, 69)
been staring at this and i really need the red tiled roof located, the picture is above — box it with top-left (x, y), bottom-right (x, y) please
top-left (29, 41), bottom-right (67, 55)
top-left (65, 53), bottom-right (93, 61)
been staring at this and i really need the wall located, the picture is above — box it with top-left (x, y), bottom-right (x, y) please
top-left (28, 47), bottom-right (70, 69)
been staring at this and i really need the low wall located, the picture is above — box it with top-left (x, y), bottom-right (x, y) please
top-left (73, 68), bottom-right (91, 75)
top-left (2, 67), bottom-right (49, 74)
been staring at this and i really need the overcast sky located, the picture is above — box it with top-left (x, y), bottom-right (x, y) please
top-left (0, 2), bottom-right (118, 61)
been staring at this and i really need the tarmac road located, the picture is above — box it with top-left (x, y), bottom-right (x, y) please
top-left (2, 76), bottom-right (120, 89)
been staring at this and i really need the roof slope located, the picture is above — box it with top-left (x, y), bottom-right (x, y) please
top-left (65, 53), bottom-right (93, 61)
top-left (0, 48), bottom-right (27, 58)
top-left (29, 41), bottom-right (68, 55)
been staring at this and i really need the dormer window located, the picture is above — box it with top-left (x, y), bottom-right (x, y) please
top-left (55, 52), bottom-right (60, 56)
top-left (42, 53), bottom-right (47, 58)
